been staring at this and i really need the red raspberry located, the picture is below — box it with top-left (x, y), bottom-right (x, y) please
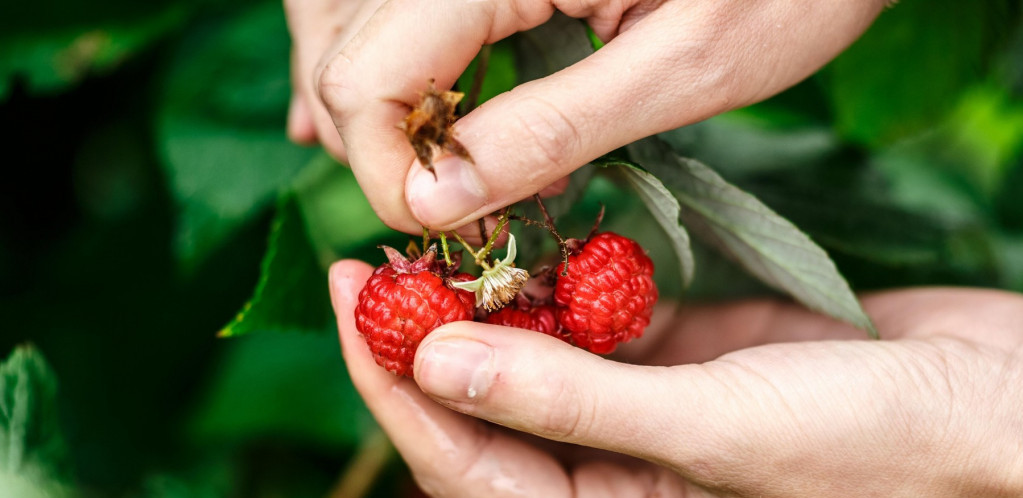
top-left (484, 301), bottom-right (567, 342)
top-left (355, 246), bottom-right (475, 377)
top-left (554, 232), bottom-right (658, 354)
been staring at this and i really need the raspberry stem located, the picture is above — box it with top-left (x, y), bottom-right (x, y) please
top-left (448, 210), bottom-right (511, 270)
top-left (479, 210), bottom-right (509, 262)
top-left (439, 232), bottom-right (454, 268)
top-left (586, 204), bottom-right (606, 241)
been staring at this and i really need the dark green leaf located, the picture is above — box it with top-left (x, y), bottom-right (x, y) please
top-left (514, 12), bottom-right (592, 83)
top-left (596, 160), bottom-right (694, 287)
top-left (219, 194), bottom-right (332, 337)
top-left (628, 137), bottom-right (877, 338)
top-left (995, 234), bottom-right (1023, 292)
top-left (156, 1), bottom-right (315, 269)
top-left (826, 0), bottom-right (1017, 145)
top-left (0, 345), bottom-right (74, 497)
top-left (136, 455), bottom-right (235, 498)
top-left (292, 154), bottom-right (394, 266)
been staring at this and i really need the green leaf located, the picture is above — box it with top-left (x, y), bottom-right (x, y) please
top-left (0, 345), bottom-right (74, 497)
top-left (156, 1), bottom-right (316, 269)
top-left (826, 0), bottom-right (1017, 145)
top-left (659, 117), bottom-right (840, 178)
top-left (189, 331), bottom-right (374, 449)
top-left (628, 137), bottom-right (877, 338)
top-left (219, 193), bottom-right (332, 337)
top-left (595, 159), bottom-right (694, 287)
top-left (726, 148), bottom-right (962, 268)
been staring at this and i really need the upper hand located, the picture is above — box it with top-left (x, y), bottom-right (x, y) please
top-left (329, 260), bottom-right (1023, 497)
top-left (294, 0), bottom-right (886, 234)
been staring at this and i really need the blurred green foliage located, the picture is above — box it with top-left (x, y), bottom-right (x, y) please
top-left (1, 0), bottom-right (1022, 495)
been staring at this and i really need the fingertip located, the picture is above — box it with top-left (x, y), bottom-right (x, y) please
top-left (537, 176), bottom-right (570, 198)
top-left (406, 155), bottom-right (489, 230)
top-left (413, 321), bottom-right (589, 410)
top-left (287, 95), bottom-right (319, 145)
top-left (328, 259), bottom-right (374, 313)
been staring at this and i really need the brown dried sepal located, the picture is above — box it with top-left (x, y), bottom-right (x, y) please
top-left (398, 79), bottom-right (474, 178)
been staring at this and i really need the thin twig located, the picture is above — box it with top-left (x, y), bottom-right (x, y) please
top-left (533, 194), bottom-right (571, 275)
top-left (477, 218), bottom-right (490, 265)
top-left (477, 218), bottom-right (488, 245)
top-left (464, 45), bottom-right (492, 114)
top-left (327, 429), bottom-right (394, 498)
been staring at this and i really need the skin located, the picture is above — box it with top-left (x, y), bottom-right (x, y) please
top-left (330, 260), bottom-right (1023, 497)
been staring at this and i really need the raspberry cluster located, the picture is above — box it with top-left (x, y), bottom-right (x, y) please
top-left (354, 232), bottom-right (658, 376)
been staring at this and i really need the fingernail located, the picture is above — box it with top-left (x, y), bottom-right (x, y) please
top-left (416, 339), bottom-right (494, 402)
top-left (407, 155), bottom-right (488, 228)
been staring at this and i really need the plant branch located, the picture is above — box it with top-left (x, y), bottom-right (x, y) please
top-left (464, 44), bottom-right (492, 114)
top-left (532, 194), bottom-right (570, 275)
top-left (327, 429), bottom-right (394, 498)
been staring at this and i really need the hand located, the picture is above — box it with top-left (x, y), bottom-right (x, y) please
top-left (329, 260), bottom-right (1023, 497)
top-left (304, 0), bottom-right (886, 234)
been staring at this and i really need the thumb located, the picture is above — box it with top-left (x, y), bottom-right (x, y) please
top-left (412, 321), bottom-right (730, 469)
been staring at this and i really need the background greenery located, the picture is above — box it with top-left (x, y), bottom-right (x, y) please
top-left (2, 0), bottom-right (1022, 496)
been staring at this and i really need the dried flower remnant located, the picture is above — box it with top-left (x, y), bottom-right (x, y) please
top-left (398, 79), bottom-right (474, 178)
top-left (451, 234), bottom-right (530, 311)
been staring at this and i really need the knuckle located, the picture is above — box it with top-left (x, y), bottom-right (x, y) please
top-left (537, 373), bottom-right (595, 441)
top-left (509, 96), bottom-right (581, 170)
top-left (316, 57), bottom-right (356, 115)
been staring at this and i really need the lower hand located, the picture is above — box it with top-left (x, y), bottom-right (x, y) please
top-left (329, 260), bottom-right (1023, 497)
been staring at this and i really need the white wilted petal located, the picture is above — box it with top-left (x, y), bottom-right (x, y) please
top-left (449, 234), bottom-right (530, 311)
